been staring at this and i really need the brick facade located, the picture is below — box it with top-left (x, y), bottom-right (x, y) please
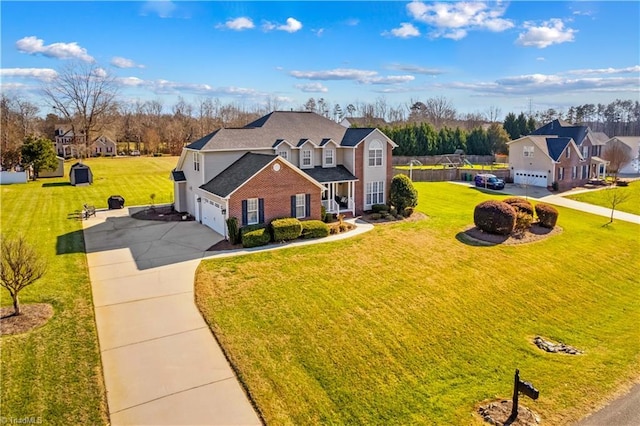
top-left (228, 160), bottom-right (322, 225)
top-left (555, 146), bottom-right (589, 191)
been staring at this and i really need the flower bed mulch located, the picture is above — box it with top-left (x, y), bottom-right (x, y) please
top-left (460, 224), bottom-right (562, 246)
top-left (1, 303), bottom-right (54, 336)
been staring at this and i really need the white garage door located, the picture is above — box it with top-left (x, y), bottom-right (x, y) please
top-left (514, 170), bottom-right (548, 187)
top-left (201, 198), bottom-right (226, 235)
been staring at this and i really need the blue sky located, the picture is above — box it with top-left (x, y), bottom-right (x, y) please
top-left (1, 1), bottom-right (639, 119)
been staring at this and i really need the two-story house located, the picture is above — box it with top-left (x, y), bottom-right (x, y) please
top-left (171, 111), bottom-right (397, 236)
top-left (54, 125), bottom-right (117, 158)
top-left (508, 119), bottom-right (609, 191)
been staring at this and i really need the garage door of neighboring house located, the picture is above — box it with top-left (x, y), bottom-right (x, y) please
top-left (201, 198), bottom-right (226, 235)
top-left (514, 170), bottom-right (548, 187)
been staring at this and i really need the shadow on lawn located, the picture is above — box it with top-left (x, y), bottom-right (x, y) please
top-left (56, 229), bottom-right (86, 255)
top-left (42, 182), bottom-right (72, 187)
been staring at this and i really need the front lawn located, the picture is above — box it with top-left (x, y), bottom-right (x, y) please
top-left (195, 182), bottom-right (640, 425)
top-left (395, 163), bottom-right (509, 170)
top-left (565, 181), bottom-right (640, 216)
top-left (0, 156), bottom-right (177, 424)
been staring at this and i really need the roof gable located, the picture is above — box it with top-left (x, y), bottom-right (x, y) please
top-left (546, 137), bottom-right (572, 161)
top-left (532, 119), bottom-right (589, 146)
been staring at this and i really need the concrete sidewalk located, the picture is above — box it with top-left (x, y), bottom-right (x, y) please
top-left (83, 209), bottom-right (262, 425)
top-left (83, 208), bottom-right (374, 425)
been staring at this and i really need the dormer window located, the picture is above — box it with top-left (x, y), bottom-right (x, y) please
top-left (324, 148), bottom-right (334, 167)
top-left (278, 150), bottom-right (288, 160)
top-left (368, 140), bottom-right (383, 167)
top-left (302, 149), bottom-right (312, 168)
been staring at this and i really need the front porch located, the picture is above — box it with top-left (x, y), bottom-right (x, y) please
top-left (322, 181), bottom-right (355, 215)
top-left (590, 156), bottom-right (608, 181)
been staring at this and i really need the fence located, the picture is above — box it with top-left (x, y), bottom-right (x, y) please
top-left (392, 155), bottom-right (499, 166)
top-left (0, 171), bottom-right (28, 185)
top-left (394, 167), bottom-right (510, 183)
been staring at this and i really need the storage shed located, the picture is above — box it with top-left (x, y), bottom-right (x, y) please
top-left (69, 162), bottom-right (93, 186)
top-left (40, 156), bottom-right (65, 178)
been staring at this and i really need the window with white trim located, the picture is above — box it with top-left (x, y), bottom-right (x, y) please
top-left (368, 140), bottom-right (383, 167)
top-left (366, 181), bottom-right (384, 205)
top-left (572, 166), bottom-right (577, 179)
top-left (558, 167), bottom-right (564, 180)
top-left (324, 148), bottom-right (334, 166)
top-left (193, 152), bottom-right (200, 171)
top-left (246, 198), bottom-right (258, 225)
top-left (581, 165), bottom-right (588, 179)
top-left (566, 147), bottom-right (570, 159)
top-left (302, 149), bottom-right (312, 167)
top-left (582, 146), bottom-right (589, 159)
top-left (295, 194), bottom-right (306, 218)
top-left (278, 150), bottom-right (288, 160)
top-left (523, 146), bottom-right (534, 157)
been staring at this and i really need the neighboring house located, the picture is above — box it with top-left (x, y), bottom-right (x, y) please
top-left (54, 125), bottom-right (116, 158)
top-left (604, 137), bottom-right (640, 174)
top-left (340, 116), bottom-right (388, 129)
top-left (171, 111), bottom-right (397, 236)
top-left (91, 135), bottom-right (117, 157)
top-left (508, 119), bottom-right (609, 190)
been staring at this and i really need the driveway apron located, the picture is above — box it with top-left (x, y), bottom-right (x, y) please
top-left (82, 208), bottom-right (261, 425)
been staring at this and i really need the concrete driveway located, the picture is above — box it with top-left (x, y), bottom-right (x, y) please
top-left (82, 207), bottom-right (261, 425)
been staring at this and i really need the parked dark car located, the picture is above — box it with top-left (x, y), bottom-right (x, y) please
top-left (474, 173), bottom-right (505, 190)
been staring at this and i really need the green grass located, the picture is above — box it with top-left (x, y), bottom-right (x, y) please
top-left (195, 182), bottom-right (640, 425)
top-left (0, 156), bottom-right (177, 424)
top-left (565, 181), bottom-right (640, 216)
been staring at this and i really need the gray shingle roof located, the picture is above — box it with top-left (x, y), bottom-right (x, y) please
top-left (186, 111), bottom-right (383, 151)
top-left (301, 165), bottom-right (358, 183)
top-left (546, 137), bottom-right (572, 161)
top-left (199, 153), bottom-right (277, 198)
top-left (171, 170), bottom-right (186, 182)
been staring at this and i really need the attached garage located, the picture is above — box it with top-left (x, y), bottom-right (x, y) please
top-left (201, 198), bottom-right (227, 236)
top-left (513, 170), bottom-right (548, 187)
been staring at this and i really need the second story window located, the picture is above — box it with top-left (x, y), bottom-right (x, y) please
top-left (302, 150), bottom-right (312, 167)
top-left (368, 140), bottom-right (383, 167)
top-left (523, 146), bottom-right (534, 157)
top-left (278, 151), bottom-right (288, 160)
top-left (582, 146), bottom-right (589, 159)
top-left (324, 149), bottom-right (334, 166)
top-left (193, 152), bottom-right (200, 171)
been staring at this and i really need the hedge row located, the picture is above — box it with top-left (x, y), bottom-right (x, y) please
top-left (239, 217), bottom-right (331, 248)
top-left (474, 198), bottom-right (560, 236)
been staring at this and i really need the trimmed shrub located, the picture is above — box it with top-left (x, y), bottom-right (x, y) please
top-left (473, 200), bottom-right (516, 235)
top-left (372, 204), bottom-right (388, 213)
top-left (226, 217), bottom-right (240, 244)
top-left (390, 174), bottom-right (418, 212)
top-left (300, 220), bottom-right (330, 239)
top-left (514, 211), bottom-right (534, 236)
top-left (241, 226), bottom-right (271, 248)
top-left (241, 223), bottom-right (266, 236)
top-left (369, 213), bottom-right (382, 220)
top-left (403, 206), bottom-right (414, 217)
top-left (321, 205), bottom-right (327, 221)
top-left (503, 197), bottom-right (532, 209)
top-left (535, 203), bottom-right (559, 228)
top-left (271, 218), bottom-right (302, 241)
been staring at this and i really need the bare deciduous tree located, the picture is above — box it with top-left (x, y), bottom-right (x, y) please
top-left (603, 188), bottom-right (631, 224)
top-left (602, 140), bottom-right (633, 183)
top-left (0, 235), bottom-right (47, 316)
top-left (43, 62), bottom-right (119, 156)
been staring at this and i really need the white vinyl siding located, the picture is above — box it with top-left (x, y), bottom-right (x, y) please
top-left (324, 149), bottom-right (334, 167)
top-left (302, 150), bottom-right (312, 168)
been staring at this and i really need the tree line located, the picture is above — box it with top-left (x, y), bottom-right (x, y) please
top-left (1, 62), bottom-right (638, 170)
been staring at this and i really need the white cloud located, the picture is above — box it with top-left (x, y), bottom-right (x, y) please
top-left (0, 67), bottom-right (58, 81)
top-left (388, 64), bottom-right (445, 75)
top-left (407, 1), bottom-right (514, 39)
top-left (516, 19), bottom-right (576, 48)
top-left (278, 17), bottom-right (303, 33)
top-left (383, 23), bottom-right (420, 38)
top-left (16, 36), bottom-right (94, 62)
top-left (221, 17), bottom-right (255, 31)
top-left (114, 75), bottom-right (267, 98)
top-left (141, 1), bottom-right (176, 18)
top-left (295, 82), bottom-right (329, 93)
top-left (536, 57), bottom-right (546, 61)
top-left (263, 17), bottom-right (302, 33)
top-left (92, 67), bottom-right (108, 78)
top-left (111, 57), bottom-right (144, 69)
top-left (566, 65), bottom-right (640, 75)
top-left (289, 68), bottom-right (414, 85)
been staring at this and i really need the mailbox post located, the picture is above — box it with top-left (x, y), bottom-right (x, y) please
top-left (508, 369), bottom-right (539, 422)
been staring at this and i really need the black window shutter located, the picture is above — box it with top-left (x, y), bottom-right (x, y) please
top-left (291, 195), bottom-right (296, 217)
top-left (305, 194), bottom-right (311, 217)
top-left (241, 200), bottom-right (248, 226)
top-left (258, 198), bottom-right (265, 223)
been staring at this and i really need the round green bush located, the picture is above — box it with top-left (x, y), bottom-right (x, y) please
top-left (271, 218), bottom-right (302, 241)
top-left (473, 200), bottom-right (516, 235)
top-left (300, 220), bottom-right (330, 239)
top-left (389, 174), bottom-right (418, 212)
top-left (372, 204), bottom-right (388, 213)
top-left (535, 203), bottom-right (559, 228)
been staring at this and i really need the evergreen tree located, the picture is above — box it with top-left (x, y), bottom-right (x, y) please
top-left (487, 123), bottom-right (510, 155)
top-left (20, 136), bottom-right (58, 180)
top-left (466, 128), bottom-right (490, 155)
top-left (516, 112), bottom-right (528, 137)
top-left (503, 112), bottom-right (519, 140)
